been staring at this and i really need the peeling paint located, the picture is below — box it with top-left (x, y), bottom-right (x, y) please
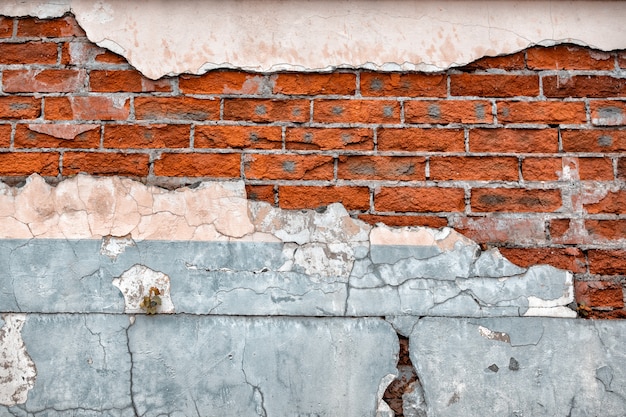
top-left (0, 314), bottom-right (36, 406)
top-left (112, 265), bottom-right (174, 314)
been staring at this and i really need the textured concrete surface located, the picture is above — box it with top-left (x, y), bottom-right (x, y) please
top-left (0, 1), bottom-right (624, 77)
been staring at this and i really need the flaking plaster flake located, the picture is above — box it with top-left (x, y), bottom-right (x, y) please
top-left (112, 265), bottom-right (174, 314)
top-left (0, 314), bottom-right (36, 406)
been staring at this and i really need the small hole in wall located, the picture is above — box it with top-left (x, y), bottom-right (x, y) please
top-left (383, 335), bottom-right (419, 416)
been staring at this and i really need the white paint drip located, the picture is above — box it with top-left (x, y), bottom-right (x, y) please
top-left (0, 314), bottom-right (37, 406)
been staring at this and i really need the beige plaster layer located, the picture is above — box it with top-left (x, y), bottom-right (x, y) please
top-left (1, 1), bottom-right (625, 78)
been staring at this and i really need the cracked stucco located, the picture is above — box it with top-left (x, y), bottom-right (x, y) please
top-left (0, 1), bottom-right (624, 78)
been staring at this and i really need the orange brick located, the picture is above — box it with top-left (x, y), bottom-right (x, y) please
top-left (3, 69), bottom-right (85, 93)
top-left (377, 128), bottom-right (464, 152)
top-left (244, 154), bottom-right (333, 180)
top-left (223, 99), bottom-right (309, 123)
top-left (0, 41), bottom-right (58, 64)
top-left (450, 74), bottom-right (539, 97)
top-left (498, 101), bottom-right (586, 124)
top-left (575, 281), bottom-right (624, 309)
top-left (360, 73), bottom-right (446, 97)
top-left (94, 50), bottom-right (127, 64)
top-left (0, 152), bottom-right (58, 175)
top-left (522, 157), bottom-right (562, 181)
top-left (562, 129), bottom-right (626, 152)
top-left (179, 70), bottom-right (266, 94)
top-left (314, 99), bottom-right (399, 124)
top-left (45, 96), bottom-right (130, 120)
top-left (471, 188), bottom-right (562, 212)
top-left (587, 250), bottom-right (626, 275)
top-left (358, 214), bottom-right (448, 228)
top-left (619, 52), bottom-right (626, 69)
top-left (17, 15), bottom-right (85, 38)
top-left (279, 186), bottom-right (370, 210)
top-left (543, 75), bottom-right (626, 98)
top-left (499, 247), bottom-right (587, 273)
top-left (405, 100), bottom-right (493, 124)
top-left (337, 156), bottom-right (425, 180)
top-left (526, 45), bottom-right (614, 70)
top-left (104, 125), bottom-right (190, 149)
top-left (575, 157), bottom-right (614, 180)
top-left (0, 125), bottom-right (11, 147)
top-left (430, 156), bottom-right (518, 181)
top-left (153, 153), bottom-right (240, 177)
top-left (0, 97), bottom-right (41, 120)
top-left (90, 70), bottom-right (171, 92)
top-left (590, 101), bottom-right (626, 126)
top-left (584, 190), bottom-right (626, 214)
top-left (63, 152), bottom-right (149, 176)
top-left (461, 52), bottom-right (526, 71)
top-left (619, 158), bottom-right (626, 179)
top-left (470, 128), bottom-right (558, 153)
top-left (0, 17), bottom-right (13, 38)
top-left (245, 184), bottom-right (275, 205)
top-left (272, 72), bottom-right (356, 95)
top-left (135, 97), bottom-right (219, 121)
top-left (14, 124), bottom-right (100, 148)
top-left (285, 127), bottom-right (373, 151)
top-left (375, 187), bottom-right (465, 212)
top-left (195, 125), bottom-right (282, 150)
top-left (585, 219), bottom-right (626, 241)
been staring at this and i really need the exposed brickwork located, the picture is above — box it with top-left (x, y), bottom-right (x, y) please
top-left (0, 15), bottom-right (624, 316)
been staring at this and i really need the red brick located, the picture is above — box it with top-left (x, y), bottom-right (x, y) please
top-left (590, 101), bottom-right (626, 126)
top-left (588, 250), bottom-right (626, 275)
top-left (179, 71), bottom-right (265, 94)
top-left (584, 190), bottom-right (626, 214)
top-left (377, 128), bottom-right (464, 152)
top-left (0, 97), bottom-right (40, 120)
top-left (562, 129), bottom-right (626, 152)
top-left (285, 127), bottom-right (373, 151)
top-left (619, 52), bottom-right (626, 69)
top-left (576, 157), bottom-right (614, 180)
top-left (272, 73), bottom-right (356, 95)
top-left (526, 45), bottom-right (614, 70)
top-left (461, 52), bottom-right (526, 71)
top-left (195, 125), bottom-right (282, 150)
top-left (153, 153), bottom-right (240, 177)
top-left (0, 125), bottom-right (11, 147)
top-left (471, 188), bottom-right (562, 212)
top-left (543, 75), bottom-right (626, 98)
top-left (0, 41), bottom-right (58, 64)
top-left (135, 97), bottom-right (219, 121)
top-left (358, 214), bottom-right (448, 228)
top-left (279, 186), bottom-right (370, 210)
top-left (337, 156), bottom-right (425, 180)
top-left (45, 96), bottom-right (130, 120)
top-left (575, 281), bottom-right (624, 309)
top-left (244, 154), bottom-right (333, 180)
top-left (585, 220), bottom-right (626, 241)
top-left (314, 99), bottom-right (400, 124)
top-left (453, 217), bottom-right (547, 245)
top-left (61, 41), bottom-right (128, 67)
top-left (104, 125), bottom-right (190, 149)
top-left (430, 156), bottom-right (518, 181)
top-left (470, 128), bottom-right (558, 153)
top-left (619, 158), bottom-right (626, 179)
top-left (450, 74), bottom-right (539, 97)
top-left (360, 73), bottom-right (446, 97)
top-left (405, 100), bottom-right (493, 124)
top-left (0, 17), bottom-right (13, 38)
top-left (499, 247), bottom-right (587, 273)
top-left (522, 157), bottom-right (562, 181)
top-left (63, 152), bottom-right (149, 176)
top-left (14, 124), bottom-right (100, 148)
top-left (17, 16), bottom-right (85, 38)
top-left (498, 101), bottom-right (586, 124)
top-left (375, 187), bottom-right (465, 212)
top-left (90, 70), bottom-right (171, 92)
top-left (94, 50), bottom-right (127, 64)
top-left (245, 185), bottom-right (275, 205)
top-left (0, 152), bottom-right (58, 175)
top-left (549, 219), bottom-right (571, 240)
top-left (223, 99), bottom-right (309, 123)
top-left (3, 69), bottom-right (85, 93)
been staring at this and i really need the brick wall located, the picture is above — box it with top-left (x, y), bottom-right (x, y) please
top-left (1, 15), bottom-right (624, 317)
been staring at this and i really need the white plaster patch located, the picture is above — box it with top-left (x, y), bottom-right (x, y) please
top-left (112, 265), bottom-right (175, 314)
top-left (478, 325), bottom-right (511, 343)
top-left (0, 314), bottom-right (37, 406)
top-left (100, 234), bottom-right (135, 259)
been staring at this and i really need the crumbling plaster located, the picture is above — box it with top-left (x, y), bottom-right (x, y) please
top-left (1, 1), bottom-right (625, 78)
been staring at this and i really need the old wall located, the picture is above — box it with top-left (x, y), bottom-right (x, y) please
top-left (0, 3), bottom-right (625, 416)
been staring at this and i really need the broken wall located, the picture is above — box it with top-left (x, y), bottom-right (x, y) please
top-left (1, 2), bottom-right (625, 416)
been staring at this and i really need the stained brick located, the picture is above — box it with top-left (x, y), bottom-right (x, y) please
top-left (90, 70), bottom-right (172, 92)
top-left (375, 187), bottom-right (465, 212)
top-left (45, 96), bottom-right (130, 120)
top-left (471, 188), bottom-right (562, 212)
top-left (543, 75), bottom-right (626, 98)
top-left (377, 128), bottom-right (464, 152)
top-left (470, 128), bottom-right (558, 153)
top-left (17, 15), bottom-right (85, 38)
top-left (314, 99), bottom-right (400, 124)
top-left (285, 127), bottom-right (373, 151)
top-left (224, 99), bottom-right (309, 123)
top-left (195, 125), bottom-right (282, 149)
top-left (585, 219), bottom-right (626, 241)
top-left (0, 97), bottom-right (41, 120)
top-left (244, 154), bottom-right (333, 180)
top-left (584, 190), bottom-right (626, 214)
top-left (405, 100), bottom-right (493, 124)
top-left (358, 214), bottom-right (448, 228)
top-left (104, 125), bottom-right (190, 149)
top-left (575, 281), bottom-right (624, 309)
top-left (590, 101), bottom-right (626, 126)
top-left (430, 156), bottom-right (518, 181)
top-left (337, 156), bottom-right (426, 180)
top-left (561, 129), bottom-right (626, 152)
top-left (360, 73), bottom-right (446, 97)
top-left (499, 247), bottom-right (587, 273)
top-left (3, 69), bottom-right (86, 93)
top-left (526, 45), bottom-right (614, 70)
top-left (135, 97), bottom-right (220, 121)
top-left (588, 250), bottom-right (626, 275)
top-left (14, 124), bottom-right (100, 148)
top-left (498, 101), bottom-right (586, 124)
top-left (180, 71), bottom-right (266, 94)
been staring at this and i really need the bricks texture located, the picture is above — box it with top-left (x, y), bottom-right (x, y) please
top-left (0, 16), bottom-right (625, 315)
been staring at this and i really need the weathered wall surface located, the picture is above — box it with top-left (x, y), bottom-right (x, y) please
top-left (0, 6), bottom-right (625, 417)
